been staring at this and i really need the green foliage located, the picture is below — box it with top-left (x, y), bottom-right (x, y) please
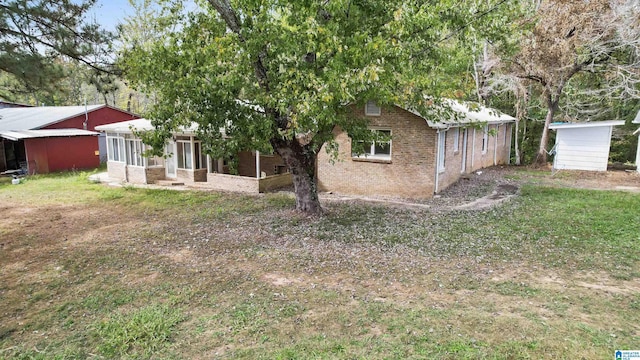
top-left (119, 0), bottom-right (521, 203)
top-left (0, 0), bottom-right (115, 99)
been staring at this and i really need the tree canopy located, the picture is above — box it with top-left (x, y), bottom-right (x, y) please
top-left (0, 0), bottom-right (114, 99)
top-left (483, 0), bottom-right (640, 165)
top-left (121, 0), bottom-right (520, 213)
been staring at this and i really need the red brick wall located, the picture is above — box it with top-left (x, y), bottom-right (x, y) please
top-left (318, 105), bottom-right (438, 198)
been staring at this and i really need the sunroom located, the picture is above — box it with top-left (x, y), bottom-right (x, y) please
top-left (95, 119), bottom-right (292, 192)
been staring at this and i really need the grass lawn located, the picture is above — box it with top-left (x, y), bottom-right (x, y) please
top-left (0, 169), bottom-right (639, 359)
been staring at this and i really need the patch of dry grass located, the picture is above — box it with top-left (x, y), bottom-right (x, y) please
top-left (0, 168), bottom-right (639, 359)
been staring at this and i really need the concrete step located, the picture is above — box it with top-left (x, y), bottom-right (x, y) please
top-left (156, 180), bottom-right (185, 186)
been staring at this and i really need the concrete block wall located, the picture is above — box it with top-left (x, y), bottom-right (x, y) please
top-left (106, 161), bottom-right (126, 181)
top-left (125, 166), bottom-right (147, 184)
top-left (318, 105), bottom-right (438, 198)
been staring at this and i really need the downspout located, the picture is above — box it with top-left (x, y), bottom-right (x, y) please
top-left (471, 128), bottom-right (476, 170)
top-left (434, 130), bottom-right (440, 194)
top-left (123, 137), bottom-right (128, 183)
top-left (461, 127), bottom-right (468, 173)
top-left (508, 123), bottom-right (513, 165)
top-left (143, 144), bottom-right (148, 184)
top-left (83, 98), bottom-right (88, 130)
top-left (434, 127), bottom-right (450, 194)
top-left (255, 150), bottom-right (261, 178)
top-left (494, 124), bottom-right (499, 165)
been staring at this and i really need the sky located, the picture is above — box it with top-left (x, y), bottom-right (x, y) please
top-left (89, 0), bottom-right (136, 32)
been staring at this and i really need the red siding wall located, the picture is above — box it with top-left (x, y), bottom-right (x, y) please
top-left (43, 106), bottom-right (138, 131)
top-left (24, 136), bottom-right (99, 174)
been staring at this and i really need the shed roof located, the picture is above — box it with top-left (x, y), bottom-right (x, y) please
top-left (633, 110), bottom-right (640, 124)
top-left (0, 129), bottom-right (99, 141)
top-left (95, 118), bottom-right (199, 135)
top-left (0, 104), bottom-right (138, 131)
top-left (549, 120), bottom-right (625, 130)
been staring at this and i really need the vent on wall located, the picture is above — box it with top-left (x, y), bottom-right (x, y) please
top-left (365, 101), bottom-right (381, 116)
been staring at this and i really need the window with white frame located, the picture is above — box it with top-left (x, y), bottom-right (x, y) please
top-left (365, 100), bottom-right (381, 116)
top-left (353, 129), bottom-right (391, 160)
top-left (438, 130), bottom-right (446, 173)
top-left (177, 140), bottom-right (193, 169)
top-left (453, 127), bottom-right (460, 153)
top-left (126, 138), bottom-right (144, 167)
top-left (481, 124), bottom-right (489, 154)
top-left (194, 141), bottom-right (207, 169)
top-left (107, 134), bottom-right (125, 162)
top-left (146, 151), bottom-right (163, 167)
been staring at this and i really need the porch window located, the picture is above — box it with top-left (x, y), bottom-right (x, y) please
top-left (353, 129), bottom-right (391, 160)
top-left (482, 124), bottom-right (489, 154)
top-left (107, 135), bottom-right (125, 162)
top-left (146, 149), bottom-right (164, 167)
top-left (438, 130), bottom-right (446, 173)
top-left (126, 139), bottom-right (144, 167)
top-left (194, 142), bottom-right (207, 169)
top-left (177, 141), bottom-right (193, 169)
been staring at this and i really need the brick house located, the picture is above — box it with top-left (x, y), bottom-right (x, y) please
top-left (317, 101), bottom-right (516, 198)
top-left (95, 119), bottom-right (292, 193)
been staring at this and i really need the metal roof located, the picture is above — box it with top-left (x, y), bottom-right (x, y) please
top-left (0, 129), bottom-right (99, 141)
top-left (633, 110), bottom-right (640, 124)
top-left (403, 100), bottom-right (516, 129)
top-left (95, 118), bottom-right (199, 135)
top-left (549, 120), bottom-right (625, 130)
top-left (0, 105), bottom-right (106, 131)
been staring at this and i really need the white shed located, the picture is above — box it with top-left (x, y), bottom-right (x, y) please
top-left (549, 120), bottom-right (625, 172)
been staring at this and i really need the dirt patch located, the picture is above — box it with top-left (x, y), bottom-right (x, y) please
top-left (264, 273), bottom-right (302, 286)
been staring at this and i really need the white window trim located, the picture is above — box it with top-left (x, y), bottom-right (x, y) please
top-left (365, 100), bottom-right (381, 116)
top-left (438, 130), bottom-right (446, 173)
top-left (352, 129), bottom-right (392, 161)
top-left (106, 134), bottom-right (125, 163)
top-left (176, 140), bottom-right (193, 170)
top-left (125, 138), bottom-right (144, 167)
top-left (482, 125), bottom-right (489, 154)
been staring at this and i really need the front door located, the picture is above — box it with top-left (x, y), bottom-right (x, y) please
top-left (165, 141), bottom-right (176, 178)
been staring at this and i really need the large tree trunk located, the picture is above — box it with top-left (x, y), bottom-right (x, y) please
top-left (535, 95), bottom-right (558, 165)
top-left (272, 139), bottom-right (323, 215)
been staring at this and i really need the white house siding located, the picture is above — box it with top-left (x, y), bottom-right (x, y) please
top-left (553, 126), bottom-right (613, 171)
top-left (636, 132), bottom-right (640, 173)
